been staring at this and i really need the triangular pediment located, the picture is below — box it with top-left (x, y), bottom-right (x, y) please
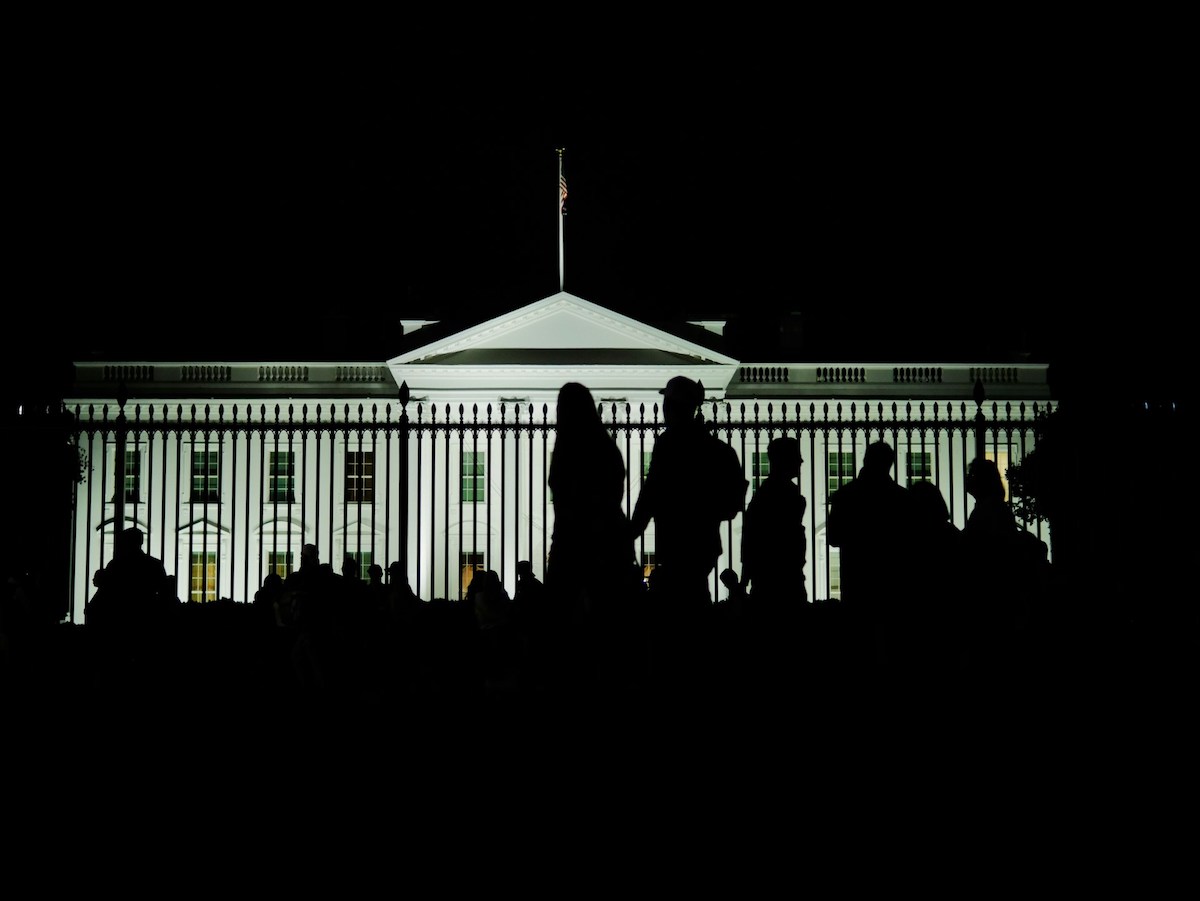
top-left (386, 292), bottom-right (741, 402)
top-left (388, 292), bottom-right (738, 366)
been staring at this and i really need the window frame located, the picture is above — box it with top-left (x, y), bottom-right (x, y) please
top-left (191, 448), bottom-right (221, 503)
top-left (345, 450), bottom-right (375, 504)
top-left (461, 450), bottom-right (486, 503)
top-left (190, 551), bottom-right (217, 603)
top-left (827, 450), bottom-right (855, 496)
top-left (267, 550), bottom-right (293, 579)
top-left (113, 448), bottom-right (142, 504)
top-left (751, 450), bottom-right (770, 494)
top-left (267, 451), bottom-right (296, 503)
top-left (905, 450), bottom-right (932, 486)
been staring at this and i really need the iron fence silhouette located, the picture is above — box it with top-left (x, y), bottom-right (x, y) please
top-left (65, 387), bottom-right (1053, 621)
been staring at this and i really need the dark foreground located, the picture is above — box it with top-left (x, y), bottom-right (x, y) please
top-left (7, 586), bottom-right (1196, 752)
top-left (3, 587), bottom-right (1196, 886)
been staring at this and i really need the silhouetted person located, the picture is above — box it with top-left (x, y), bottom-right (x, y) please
top-left (83, 526), bottom-right (177, 702)
top-left (254, 571), bottom-right (286, 627)
top-left (545, 382), bottom-right (639, 693)
top-left (287, 544), bottom-right (339, 695)
top-left (906, 479), bottom-right (966, 684)
top-left (826, 440), bottom-right (915, 674)
top-left (285, 543), bottom-right (320, 592)
top-left (325, 553), bottom-right (375, 697)
top-left (335, 552), bottom-right (371, 628)
top-left (512, 560), bottom-right (545, 611)
top-left (546, 382), bottom-right (637, 619)
top-left (383, 560), bottom-right (422, 696)
top-left (473, 569), bottom-right (511, 631)
top-left (631, 375), bottom-right (747, 693)
top-left (511, 560), bottom-right (546, 640)
top-left (360, 561), bottom-right (395, 682)
top-left (740, 436), bottom-right (808, 608)
top-left (472, 569), bottom-right (521, 695)
top-left (340, 553), bottom-right (365, 603)
top-left (386, 561), bottom-right (421, 621)
top-left (87, 526), bottom-right (173, 630)
top-left (962, 457), bottom-right (1049, 690)
top-left (631, 376), bottom-right (747, 609)
top-left (965, 458), bottom-right (1013, 540)
top-left (364, 562), bottom-right (388, 624)
top-left (736, 437), bottom-right (808, 697)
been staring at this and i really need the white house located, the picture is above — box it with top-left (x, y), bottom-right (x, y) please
top-left (63, 291), bottom-right (1053, 622)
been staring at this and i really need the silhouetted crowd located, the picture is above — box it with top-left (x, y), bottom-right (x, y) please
top-left (2, 379), bottom-right (1197, 753)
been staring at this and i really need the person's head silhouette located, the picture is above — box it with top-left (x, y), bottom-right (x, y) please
top-left (767, 436), bottom-right (801, 481)
top-left (300, 543), bottom-right (319, 570)
top-left (660, 375), bottom-right (704, 427)
top-left (556, 382), bottom-right (602, 433)
top-left (114, 526), bottom-right (146, 559)
top-left (966, 457), bottom-right (1005, 503)
top-left (862, 441), bottom-right (895, 476)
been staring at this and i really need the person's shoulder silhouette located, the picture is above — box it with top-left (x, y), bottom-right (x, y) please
top-left (910, 480), bottom-right (958, 539)
top-left (109, 526), bottom-right (168, 594)
top-left (547, 381), bottom-right (627, 515)
top-left (826, 440), bottom-right (916, 617)
top-left (634, 376), bottom-right (747, 526)
top-left (827, 441), bottom-right (912, 546)
top-left (89, 526), bottom-right (173, 628)
top-left (965, 457), bottom-right (1016, 538)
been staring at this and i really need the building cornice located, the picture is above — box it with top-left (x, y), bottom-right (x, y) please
top-left (69, 358), bottom-right (1052, 407)
top-left (725, 361), bottom-right (1051, 401)
top-left (70, 361), bottom-right (401, 400)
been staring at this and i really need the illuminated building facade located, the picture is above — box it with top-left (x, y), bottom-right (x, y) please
top-left (62, 292), bottom-right (1053, 621)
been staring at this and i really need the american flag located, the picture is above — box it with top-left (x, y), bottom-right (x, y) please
top-left (559, 173), bottom-right (568, 214)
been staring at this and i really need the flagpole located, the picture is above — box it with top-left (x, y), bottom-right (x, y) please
top-left (557, 148), bottom-right (566, 292)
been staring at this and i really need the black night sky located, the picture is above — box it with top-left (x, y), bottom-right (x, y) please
top-left (9, 14), bottom-right (1189, 408)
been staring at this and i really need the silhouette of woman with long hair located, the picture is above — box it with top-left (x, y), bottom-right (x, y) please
top-left (544, 382), bottom-right (638, 692)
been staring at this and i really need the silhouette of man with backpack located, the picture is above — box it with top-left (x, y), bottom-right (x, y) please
top-left (631, 376), bottom-right (747, 610)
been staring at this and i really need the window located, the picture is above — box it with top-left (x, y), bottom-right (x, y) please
top-left (985, 449), bottom-right (1011, 502)
top-left (190, 551), bottom-right (217, 603)
top-left (191, 450), bottom-right (220, 502)
top-left (114, 449), bottom-right (141, 503)
top-left (268, 452), bottom-right (295, 503)
top-left (828, 451), bottom-right (855, 495)
top-left (751, 451), bottom-right (770, 493)
top-left (460, 552), bottom-right (484, 599)
top-left (829, 548), bottom-right (841, 600)
top-left (906, 451), bottom-right (932, 485)
top-left (345, 451), bottom-right (375, 504)
top-left (461, 451), bottom-right (485, 503)
top-left (268, 551), bottom-right (292, 579)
